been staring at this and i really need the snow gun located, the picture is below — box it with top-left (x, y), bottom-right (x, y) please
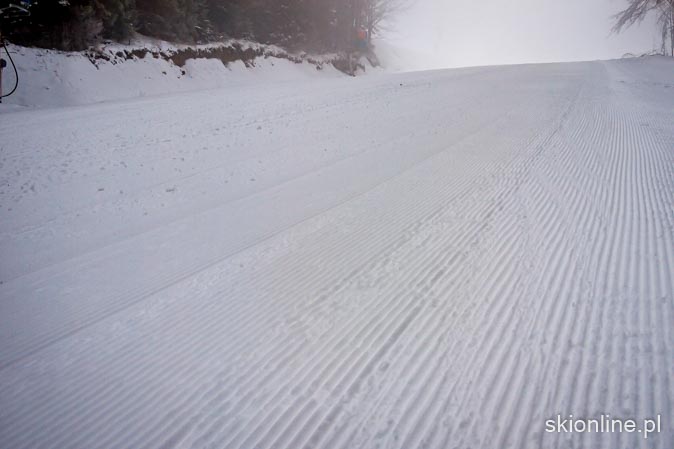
top-left (0, 0), bottom-right (31, 102)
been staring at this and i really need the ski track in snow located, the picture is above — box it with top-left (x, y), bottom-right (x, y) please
top-left (0, 57), bottom-right (673, 449)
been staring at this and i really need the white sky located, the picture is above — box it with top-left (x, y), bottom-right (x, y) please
top-left (383, 0), bottom-right (663, 68)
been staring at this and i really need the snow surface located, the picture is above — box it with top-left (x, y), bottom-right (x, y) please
top-left (0, 56), bottom-right (673, 449)
top-left (0, 42), bottom-right (350, 108)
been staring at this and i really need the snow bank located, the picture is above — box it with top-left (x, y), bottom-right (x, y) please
top-left (0, 39), bottom-right (359, 108)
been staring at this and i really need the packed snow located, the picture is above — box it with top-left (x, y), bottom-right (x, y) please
top-left (0, 55), bottom-right (673, 449)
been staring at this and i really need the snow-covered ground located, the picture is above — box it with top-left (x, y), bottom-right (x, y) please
top-left (0, 41), bottom-right (353, 108)
top-left (0, 39), bottom-right (437, 109)
top-left (0, 56), bottom-right (673, 448)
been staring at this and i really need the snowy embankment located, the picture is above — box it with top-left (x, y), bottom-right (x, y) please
top-left (0, 56), bottom-right (673, 448)
top-left (0, 39), bottom-right (381, 107)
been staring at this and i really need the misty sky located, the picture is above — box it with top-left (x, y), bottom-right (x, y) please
top-left (384, 0), bottom-right (662, 68)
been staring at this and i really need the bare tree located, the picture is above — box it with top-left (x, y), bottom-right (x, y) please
top-left (364, 0), bottom-right (410, 45)
top-left (613, 0), bottom-right (674, 56)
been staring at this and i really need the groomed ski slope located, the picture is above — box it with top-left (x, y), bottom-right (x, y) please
top-left (1, 57), bottom-right (673, 449)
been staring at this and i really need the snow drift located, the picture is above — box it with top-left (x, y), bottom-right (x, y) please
top-left (0, 39), bottom-right (378, 108)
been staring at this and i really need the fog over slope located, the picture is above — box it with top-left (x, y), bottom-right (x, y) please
top-left (384, 0), bottom-right (661, 69)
